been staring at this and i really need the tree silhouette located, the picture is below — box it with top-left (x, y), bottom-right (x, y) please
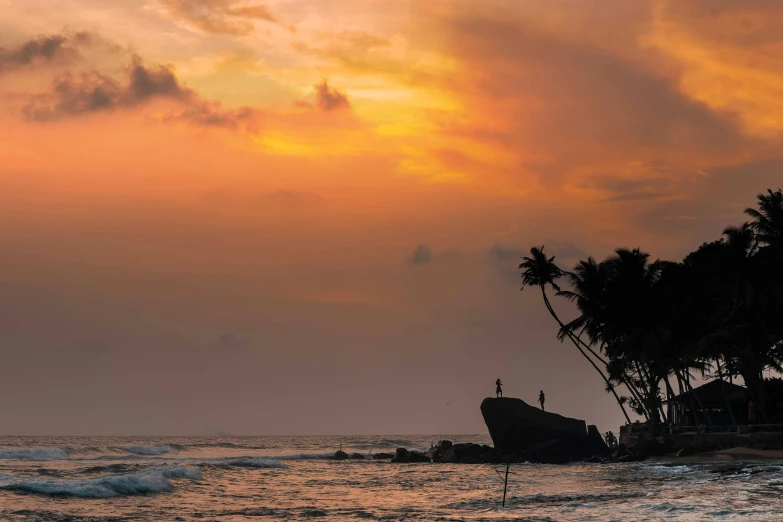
top-left (524, 188), bottom-right (783, 427)
top-left (520, 246), bottom-right (631, 423)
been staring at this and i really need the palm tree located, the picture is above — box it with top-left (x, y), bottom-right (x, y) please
top-left (520, 246), bottom-right (632, 423)
top-left (557, 258), bottom-right (650, 420)
top-left (718, 222), bottom-right (780, 420)
top-left (599, 248), bottom-right (670, 424)
top-left (745, 188), bottom-right (783, 250)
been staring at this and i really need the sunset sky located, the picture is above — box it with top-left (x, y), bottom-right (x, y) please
top-left (1, 0), bottom-right (782, 435)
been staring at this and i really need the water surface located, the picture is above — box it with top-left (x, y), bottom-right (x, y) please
top-left (1, 435), bottom-right (781, 520)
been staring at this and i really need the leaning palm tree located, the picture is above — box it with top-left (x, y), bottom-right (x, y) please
top-left (520, 246), bottom-right (632, 423)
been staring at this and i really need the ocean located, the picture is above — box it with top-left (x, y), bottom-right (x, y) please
top-left (1, 435), bottom-right (782, 521)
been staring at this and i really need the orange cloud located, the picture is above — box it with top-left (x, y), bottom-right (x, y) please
top-left (156, 0), bottom-right (278, 35)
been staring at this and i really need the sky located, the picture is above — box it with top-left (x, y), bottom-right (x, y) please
top-left (1, 0), bottom-right (783, 436)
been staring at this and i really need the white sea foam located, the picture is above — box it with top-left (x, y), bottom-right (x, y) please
top-left (0, 448), bottom-right (70, 460)
top-left (0, 466), bottom-right (201, 498)
top-left (112, 445), bottom-right (174, 455)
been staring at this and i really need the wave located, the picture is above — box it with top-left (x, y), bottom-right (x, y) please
top-left (0, 466), bottom-right (201, 498)
top-left (275, 452), bottom-right (334, 460)
top-left (79, 463), bottom-right (140, 475)
top-left (111, 445), bottom-right (175, 455)
top-left (226, 458), bottom-right (289, 469)
top-left (0, 448), bottom-right (70, 460)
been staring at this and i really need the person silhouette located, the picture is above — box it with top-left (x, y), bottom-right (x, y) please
top-left (539, 390), bottom-right (545, 411)
top-left (496, 379), bottom-right (503, 398)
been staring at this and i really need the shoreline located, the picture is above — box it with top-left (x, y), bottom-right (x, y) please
top-left (651, 447), bottom-right (783, 463)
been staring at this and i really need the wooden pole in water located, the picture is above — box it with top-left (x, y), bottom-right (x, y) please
top-left (502, 461), bottom-right (510, 507)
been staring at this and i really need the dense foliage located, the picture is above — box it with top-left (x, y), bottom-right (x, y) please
top-left (521, 189), bottom-right (783, 426)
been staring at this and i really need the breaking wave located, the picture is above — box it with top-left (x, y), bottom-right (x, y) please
top-left (0, 466), bottom-right (201, 498)
top-left (0, 448), bottom-right (70, 460)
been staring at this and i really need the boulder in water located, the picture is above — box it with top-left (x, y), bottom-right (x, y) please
top-left (481, 397), bottom-right (588, 454)
top-left (333, 450), bottom-right (349, 460)
top-left (408, 451), bottom-right (431, 463)
top-left (391, 448), bottom-right (431, 463)
top-left (349, 453), bottom-right (365, 460)
top-left (391, 448), bottom-right (410, 462)
top-left (426, 440), bottom-right (453, 462)
top-left (372, 452), bottom-right (394, 460)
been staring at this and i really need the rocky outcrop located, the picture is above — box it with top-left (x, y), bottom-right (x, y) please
top-left (332, 450), bottom-right (349, 460)
top-left (372, 452), bottom-right (394, 460)
top-left (481, 397), bottom-right (588, 454)
top-left (427, 440), bottom-right (496, 463)
top-left (517, 426), bottom-right (611, 464)
top-left (391, 448), bottom-right (431, 463)
top-left (349, 453), bottom-right (365, 460)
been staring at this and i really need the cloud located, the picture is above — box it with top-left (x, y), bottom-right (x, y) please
top-left (23, 56), bottom-right (193, 121)
top-left (164, 99), bottom-right (260, 130)
top-left (487, 244), bottom-right (523, 282)
top-left (548, 242), bottom-right (588, 263)
top-left (158, 0), bottom-right (277, 35)
top-left (314, 81), bottom-right (350, 112)
top-left (581, 175), bottom-right (671, 202)
top-left (488, 244), bottom-right (523, 263)
top-left (0, 32), bottom-right (94, 74)
top-left (409, 244), bottom-right (433, 266)
top-left (19, 50), bottom-right (259, 130)
top-left (433, 6), bottom-right (748, 189)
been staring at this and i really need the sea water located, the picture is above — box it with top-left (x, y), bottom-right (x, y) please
top-left (1, 435), bottom-right (782, 521)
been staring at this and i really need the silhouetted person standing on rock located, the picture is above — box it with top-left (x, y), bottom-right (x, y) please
top-left (496, 379), bottom-right (503, 398)
top-left (539, 390), bottom-right (545, 411)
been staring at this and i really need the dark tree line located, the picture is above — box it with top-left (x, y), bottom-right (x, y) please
top-left (520, 189), bottom-right (783, 426)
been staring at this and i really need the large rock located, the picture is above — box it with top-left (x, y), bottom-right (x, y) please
top-left (426, 440), bottom-right (453, 462)
top-left (481, 397), bottom-right (588, 454)
top-left (519, 427), bottom-right (610, 464)
top-left (519, 438), bottom-right (584, 464)
top-left (391, 448), bottom-right (431, 463)
top-left (391, 448), bottom-right (410, 462)
top-left (408, 451), bottom-right (431, 463)
top-left (427, 440), bottom-right (496, 463)
top-left (585, 425), bottom-right (612, 457)
top-left (333, 450), bottom-right (349, 460)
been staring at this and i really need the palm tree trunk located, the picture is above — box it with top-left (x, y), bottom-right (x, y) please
top-left (634, 362), bottom-right (662, 424)
top-left (632, 362), bottom-right (651, 417)
top-left (662, 375), bottom-right (677, 425)
top-left (540, 287), bottom-right (632, 424)
top-left (716, 359), bottom-right (737, 425)
top-left (572, 336), bottom-right (648, 420)
top-left (621, 369), bottom-right (651, 421)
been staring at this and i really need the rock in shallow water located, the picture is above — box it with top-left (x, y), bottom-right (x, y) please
top-left (332, 450), bottom-right (349, 460)
top-left (481, 397), bottom-right (588, 454)
top-left (372, 452), bottom-right (394, 460)
top-left (391, 448), bottom-right (431, 463)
